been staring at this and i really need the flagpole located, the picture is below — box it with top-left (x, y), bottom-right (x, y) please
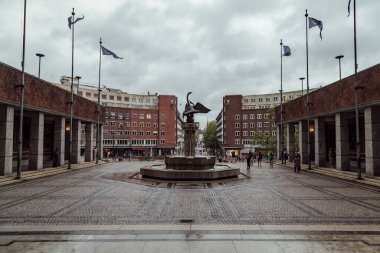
top-left (68, 8), bottom-right (75, 170)
top-left (353, 0), bottom-right (362, 180)
top-left (280, 39), bottom-right (284, 164)
top-left (16, 0), bottom-right (27, 180)
top-left (305, 9), bottom-right (311, 170)
top-left (96, 38), bottom-right (102, 164)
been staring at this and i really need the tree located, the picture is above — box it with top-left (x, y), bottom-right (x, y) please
top-left (203, 121), bottom-right (218, 154)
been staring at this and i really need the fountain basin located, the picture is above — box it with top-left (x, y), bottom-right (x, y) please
top-left (164, 156), bottom-right (216, 170)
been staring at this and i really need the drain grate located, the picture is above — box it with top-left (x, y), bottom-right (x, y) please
top-left (180, 219), bottom-right (194, 224)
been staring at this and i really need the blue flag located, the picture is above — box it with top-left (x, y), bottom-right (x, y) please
top-left (68, 15), bottom-right (84, 29)
top-left (347, 0), bottom-right (352, 17)
top-left (101, 46), bottom-right (123, 59)
top-left (283, 45), bottom-right (291, 56)
top-left (308, 17), bottom-right (323, 40)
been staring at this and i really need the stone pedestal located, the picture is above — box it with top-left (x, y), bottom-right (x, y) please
top-left (183, 122), bottom-right (198, 157)
top-left (0, 106), bottom-right (14, 175)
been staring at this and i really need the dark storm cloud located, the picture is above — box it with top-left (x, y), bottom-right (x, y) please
top-left (1, 0), bottom-right (379, 127)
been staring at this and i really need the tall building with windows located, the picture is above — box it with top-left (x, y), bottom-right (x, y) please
top-left (217, 89), bottom-right (315, 157)
top-left (55, 77), bottom-right (179, 157)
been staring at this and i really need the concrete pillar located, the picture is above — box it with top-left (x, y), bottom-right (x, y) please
top-left (286, 123), bottom-right (295, 162)
top-left (29, 112), bottom-right (44, 170)
top-left (299, 120), bottom-right (308, 164)
top-left (314, 117), bottom-right (327, 167)
top-left (54, 117), bottom-right (65, 167)
top-left (365, 106), bottom-right (380, 176)
top-left (0, 106), bottom-right (14, 175)
top-left (71, 119), bottom-right (81, 164)
top-left (335, 113), bottom-right (350, 171)
top-left (85, 123), bottom-right (95, 162)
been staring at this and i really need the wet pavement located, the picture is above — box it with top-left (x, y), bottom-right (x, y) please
top-left (0, 161), bottom-right (380, 252)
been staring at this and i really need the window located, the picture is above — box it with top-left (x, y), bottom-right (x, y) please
top-left (160, 131), bottom-right (165, 136)
top-left (242, 114), bottom-right (247, 120)
top-left (132, 113), bottom-right (137, 119)
top-left (146, 131), bottom-right (151, 136)
top-left (117, 130), bottom-right (123, 135)
top-left (243, 99), bottom-right (248, 103)
top-left (250, 114), bottom-right (255, 119)
top-left (146, 114), bottom-right (151, 119)
top-left (153, 131), bottom-right (158, 136)
top-left (118, 114), bottom-right (123, 119)
top-left (139, 114), bottom-right (144, 119)
top-left (257, 114), bottom-right (262, 119)
top-left (243, 131), bottom-right (248, 136)
top-left (132, 97), bottom-right (136, 102)
top-left (264, 114), bottom-right (269, 119)
top-left (250, 122), bottom-right (255, 128)
top-left (146, 122), bottom-right (151, 128)
top-left (109, 95), bottom-right (114, 100)
top-left (118, 123), bottom-right (123, 128)
top-left (139, 122), bottom-right (144, 127)
top-left (160, 114), bottom-right (166, 120)
top-left (264, 122), bottom-right (270, 127)
top-left (125, 122), bottom-right (130, 127)
top-left (138, 98), bottom-right (143, 103)
top-left (235, 114), bottom-right (240, 120)
top-left (103, 130), bottom-right (108, 135)
top-left (132, 122), bottom-right (137, 127)
top-left (154, 114), bottom-right (158, 119)
top-left (117, 96), bottom-right (122, 101)
top-left (258, 98), bottom-right (263, 102)
top-left (251, 99), bottom-right (255, 103)
top-left (104, 121), bottom-right (108, 126)
top-left (250, 131), bottom-right (255, 136)
top-left (124, 113), bottom-right (130, 119)
top-left (266, 97), bottom-right (270, 102)
top-left (235, 123), bottom-right (240, 128)
top-left (86, 92), bottom-right (91, 98)
top-left (110, 121), bottom-right (116, 126)
top-left (235, 131), bottom-right (240, 136)
top-left (235, 139), bottom-right (240, 145)
top-left (124, 97), bottom-right (129, 102)
top-left (102, 94), bottom-right (107, 99)
top-left (160, 139), bottom-right (165, 144)
top-left (78, 91), bottom-right (83, 96)
top-left (110, 130), bottom-right (116, 135)
top-left (132, 130), bottom-right (137, 136)
top-left (139, 131), bottom-right (144, 136)
top-left (146, 99), bottom-right (150, 103)
top-left (243, 123), bottom-right (248, 128)
top-left (257, 122), bottom-right (262, 128)
top-left (272, 131), bottom-right (277, 136)
top-left (125, 130), bottom-right (130, 135)
top-left (273, 97), bottom-right (278, 101)
top-left (153, 123), bottom-right (158, 128)
top-left (160, 123), bottom-right (165, 128)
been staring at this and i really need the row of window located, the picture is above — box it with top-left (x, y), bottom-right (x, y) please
top-left (104, 130), bottom-right (166, 136)
top-left (106, 112), bottom-right (166, 120)
top-left (242, 94), bottom-right (298, 104)
top-left (103, 139), bottom-right (165, 145)
top-left (106, 121), bottom-right (164, 128)
top-left (234, 122), bottom-right (274, 128)
top-left (79, 91), bottom-right (158, 104)
top-left (234, 130), bottom-right (277, 137)
top-left (235, 113), bottom-right (270, 120)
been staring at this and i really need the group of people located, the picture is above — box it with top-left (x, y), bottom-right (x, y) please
top-left (246, 150), bottom-right (268, 170)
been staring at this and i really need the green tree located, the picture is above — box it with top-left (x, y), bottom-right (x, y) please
top-left (203, 121), bottom-right (218, 154)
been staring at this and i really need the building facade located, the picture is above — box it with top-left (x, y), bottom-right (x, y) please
top-left (56, 78), bottom-right (179, 157)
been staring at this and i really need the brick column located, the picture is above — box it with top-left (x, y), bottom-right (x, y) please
top-left (85, 123), bottom-right (94, 162)
top-left (29, 112), bottom-right (44, 170)
top-left (314, 117), bottom-right (326, 167)
top-left (365, 106), bottom-right (380, 176)
top-left (335, 112), bottom-right (350, 171)
top-left (71, 119), bottom-right (81, 164)
top-left (54, 116), bottom-right (65, 167)
top-left (99, 125), bottom-right (104, 159)
top-left (286, 123), bottom-right (295, 162)
top-left (299, 120), bottom-right (308, 164)
top-left (0, 106), bottom-right (14, 175)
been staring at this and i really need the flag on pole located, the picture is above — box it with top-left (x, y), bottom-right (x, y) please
top-left (308, 17), bottom-right (323, 40)
top-left (101, 46), bottom-right (123, 59)
top-left (68, 15), bottom-right (85, 29)
top-left (283, 45), bottom-right (291, 56)
top-left (347, 0), bottom-right (352, 17)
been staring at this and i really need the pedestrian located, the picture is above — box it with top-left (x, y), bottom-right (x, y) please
top-left (52, 148), bottom-right (59, 167)
top-left (328, 147), bottom-right (335, 168)
top-left (258, 151), bottom-right (262, 166)
top-left (268, 152), bottom-right (274, 167)
top-left (247, 150), bottom-right (253, 170)
top-left (294, 152), bottom-right (301, 173)
top-left (284, 150), bottom-right (288, 164)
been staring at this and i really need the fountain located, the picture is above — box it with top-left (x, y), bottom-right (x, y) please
top-left (140, 92), bottom-right (240, 180)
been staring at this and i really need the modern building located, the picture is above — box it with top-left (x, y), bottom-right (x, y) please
top-left (0, 63), bottom-right (104, 175)
top-left (275, 63), bottom-right (380, 176)
top-left (217, 89), bottom-right (311, 157)
top-left (55, 78), bottom-right (179, 157)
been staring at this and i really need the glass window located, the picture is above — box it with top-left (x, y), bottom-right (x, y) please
top-left (235, 131), bottom-right (240, 136)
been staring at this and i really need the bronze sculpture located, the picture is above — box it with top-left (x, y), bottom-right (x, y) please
top-left (182, 92), bottom-right (211, 123)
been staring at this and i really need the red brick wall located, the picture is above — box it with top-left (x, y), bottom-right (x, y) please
top-left (158, 95), bottom-right (177, 148)
top-left (275, 63), bottom-right (380, 124)
top-left (0, 63), bottom-right (104, 123)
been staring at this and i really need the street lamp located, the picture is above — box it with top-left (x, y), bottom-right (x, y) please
top-left (35, 53), bottom-right (44, 78)
top-left (335, 55), bottom-right (344, 80)
top-left (299, 77), bottom-right (305, 96)
top-left (75, 76), bottom-right (81, 94)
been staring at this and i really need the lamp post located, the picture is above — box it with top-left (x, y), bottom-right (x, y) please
top-left (335, 55), bottom-right (344, 80)
top-left (35, 53), bottom-right (44, 78)
top-left (299, 77), bottom-right (305, 96)
top-left (75, 76), bottom-right (81, 94)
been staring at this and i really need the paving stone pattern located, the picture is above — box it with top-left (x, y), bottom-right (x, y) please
top-left (0, 161), bottom-right (380, 225)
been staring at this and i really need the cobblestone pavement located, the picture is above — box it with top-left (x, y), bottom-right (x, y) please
top-left (0, 161), bottom-right (380, 225)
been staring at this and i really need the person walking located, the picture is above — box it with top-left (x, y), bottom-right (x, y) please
top-left (247, 150), bottom-right (253, 170)
top-left (268, 152), bottom-right (274, 167)
top-left (294, 152), bottom-right (301, 173)
top-left (328, 147), bottom-right (335, 168)
top-left (257, 151), bottom-right (262, 167)
top-left (52, 148), bottom-right (59, 167)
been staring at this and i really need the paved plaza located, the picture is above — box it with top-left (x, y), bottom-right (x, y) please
top-left (1, 161), bottom-right (380, 252)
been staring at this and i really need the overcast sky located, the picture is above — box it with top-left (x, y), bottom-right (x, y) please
top-left (1, 0), bottom-right (379, 128)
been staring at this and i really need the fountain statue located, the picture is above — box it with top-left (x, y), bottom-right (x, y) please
top-left (140, 92), bottom-right (240, 180)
